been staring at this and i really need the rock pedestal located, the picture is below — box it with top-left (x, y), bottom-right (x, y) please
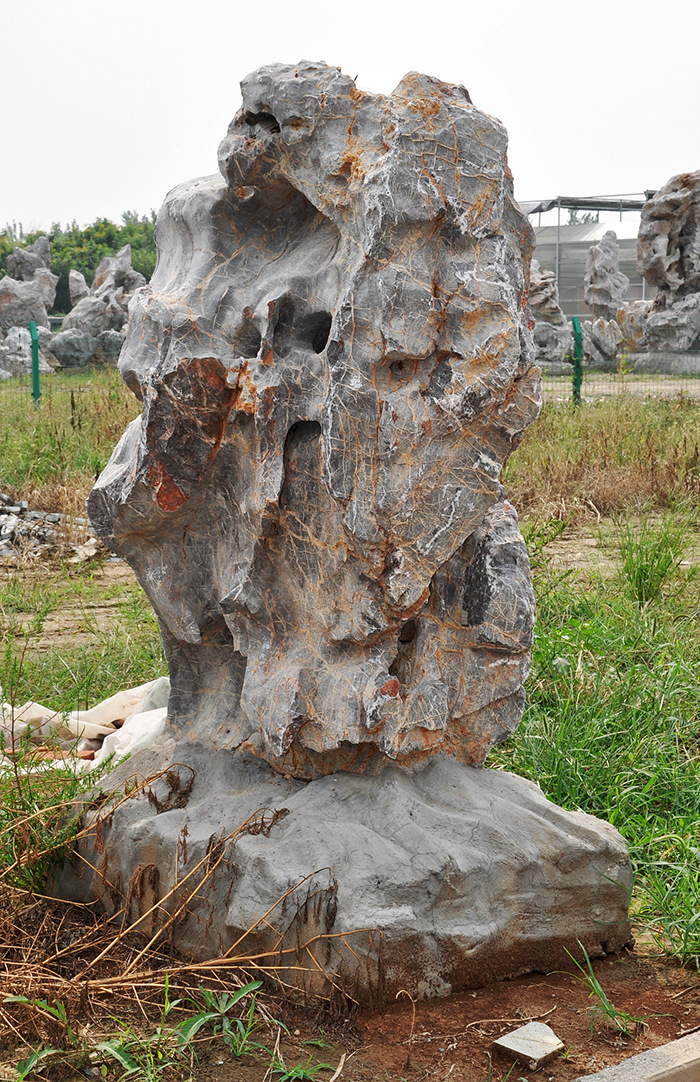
top-left (58, 61), bottom-right (632, 1000)
top-left (61, 740), bottom-right (632, 1002)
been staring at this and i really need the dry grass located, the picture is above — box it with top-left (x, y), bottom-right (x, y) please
top-left (505, 395), bottom-right (700, 519)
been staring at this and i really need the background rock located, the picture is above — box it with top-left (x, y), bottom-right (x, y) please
top-left (0, 326), bottom-right (53, 376)
top-left (584, 230), bottom-right (629, 321)
top-left (638, 173), bottom-right (700, 354)
top-left (62, 244), bottom-right (145, 341)
top-left (46, 328), bottom-right (100, 368)
top-left (7, 236), bottom-right (52, 281)
top-left (529, 258), bottom-right (572, 365)
top-left (0, 268), bottom-right (57, 332)
top-left (69, 268), bottom-right (90, 306)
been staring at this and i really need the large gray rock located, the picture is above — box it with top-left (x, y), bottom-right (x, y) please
top-left (97, 328), bottom-right (126, 364)
top-left (63, 245), bottom-right (146, 338)
top-left (69, 269), bottom-right (89, 306)
top-left (46, 328), bottom-right (100, 367)
top-left (0, 267), bottom-right (58, 331)
top-left (584, 231), bottom-right (629, 321)
top-left (0, 326), bottom-right (52, 376)
top-left (88, 62), bottom-right (541, 779)
top-left (638, 173), bottom-right (700, 354)
top-left (60, 62), bottom-right (632, 999)
top-left (7, 235), bottom-right (52, 281)
top-left (583, 316), bottom-right (623, 370)
top-left (58, 741), bottom-right (632, 1001)
top-left (639, 171), bottom-right (700, 298)
top-left (529, 259), bottom-right (572, 365)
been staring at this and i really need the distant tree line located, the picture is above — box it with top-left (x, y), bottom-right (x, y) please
top-left (0, 211), bottom-right (157, 314)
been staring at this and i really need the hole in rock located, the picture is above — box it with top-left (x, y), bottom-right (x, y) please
top-left (272, 298), bottom-right (295, 356)
top-left (243, 110), bottom-right (281, 134)
top-left (233, 317), bottom-right (262, 358)
top-left (374, 353), bottom-right (422, 394)
top-left (279, 420), bottom-right (322, 509)
top-left (298, 311), bottom-right (333, 354)
top-left (398, 618), bottom-right (417, 643)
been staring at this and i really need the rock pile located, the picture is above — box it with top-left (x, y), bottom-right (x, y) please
top-left (0, 491), bottom-right (97, 561)
top-left (49, 245), bottom-right (146, 368)
top-left (0, 236), bottom-right (58, 335)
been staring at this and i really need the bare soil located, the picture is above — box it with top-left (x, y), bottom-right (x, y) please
top-left (193, 951), bottom-right (700, 1081)
top-left (3, 557), bottom-right (135, 650)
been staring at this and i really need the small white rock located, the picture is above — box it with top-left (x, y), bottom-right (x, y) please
top-left (493, 1021), bottom-right (564, 1069)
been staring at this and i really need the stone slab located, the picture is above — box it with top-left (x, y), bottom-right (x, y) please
top-left (573, 1029), bottom-right (700, 1081)
top-left (493, 1021), bottom-right (564, 1068)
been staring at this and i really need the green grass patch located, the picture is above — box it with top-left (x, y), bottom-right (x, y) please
top-left (0, 367), bottom-right (140, 508)
top-left (492, 505), bottom-right (700, 966)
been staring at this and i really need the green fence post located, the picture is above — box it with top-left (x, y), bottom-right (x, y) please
top-left (571, 316), bottom-right (582, 405)
top-left (29, 320), bottom-right (41, 408)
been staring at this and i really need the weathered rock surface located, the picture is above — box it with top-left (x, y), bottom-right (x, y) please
top-left (584, 231), bottom-right (629, 323)
top-left (584, 231), bottom-right (629, 321)
top-left (58, 742), bottom-right (633, 1001)
top-left (0, 268), bottom-right (58, 332)
top-left (528, 259), bottom-right (572, 365)
top-left (0, 325), bottom-right (53, 376)
top-left (46, 328), bottom-right (100, 368)
top-left (638, 173), bottom-right (700, 354)
top-left (69, 269), bottom-right (89, 307)
top-left (617, 299), bottom-right (652, 353)
top-left (97, 328), bottom-right (126, 363)
top-left (583, 316), bottom-right (623, 370)
top-left (89, 61), bottom-right (541, 780)
top-left (51, 245), bottom-right (146, 366)
top-left (7, 236), bottom-right (52, 281)
top-left (59, 62), bottom-right (633, 1000)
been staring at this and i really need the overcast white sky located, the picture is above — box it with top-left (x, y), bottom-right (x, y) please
top-left (3, 0), bottom-right (699, 232)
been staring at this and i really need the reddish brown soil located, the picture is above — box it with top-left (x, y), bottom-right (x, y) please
top-left (192, 950), bottom-right (700, 1081)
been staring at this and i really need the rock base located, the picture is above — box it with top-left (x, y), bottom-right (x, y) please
top-left (57, 740), bottom-right (632, 1005)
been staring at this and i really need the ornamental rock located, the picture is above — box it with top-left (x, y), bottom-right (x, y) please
top-left (88, 61), bottom-right (542, 779)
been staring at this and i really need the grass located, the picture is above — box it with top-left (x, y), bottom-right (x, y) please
top-left (492, 502), bottom-right (700, 966)
top-left (0, 368), bottom-right (140, 510)
top-left (505, 395), bottom-right (700, 517)
top-left (561, 942), bottom-right (649, 1037)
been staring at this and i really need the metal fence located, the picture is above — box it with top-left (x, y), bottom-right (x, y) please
top-left (3, 354), bottom-right (700, 409)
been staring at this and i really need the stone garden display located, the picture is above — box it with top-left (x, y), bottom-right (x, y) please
top-left (48, 244), bottom-right (143, 367)
top-left (0, 239), bottom-right (58, 332)
top-left (638, 172), bottom-right (700, 354)
top-left (529, 258), bottom-right (572, 366)
top-left (59, 62), bottom-right (632, 1001)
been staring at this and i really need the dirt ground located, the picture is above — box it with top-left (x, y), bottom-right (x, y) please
top-left (191, 950), bottom-right (700, 1081)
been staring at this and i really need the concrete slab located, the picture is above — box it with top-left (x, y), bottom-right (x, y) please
top-left (573, 1029), bottom-right (700, 1081)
